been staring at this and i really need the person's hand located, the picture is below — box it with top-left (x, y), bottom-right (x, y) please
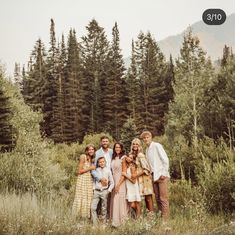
top-left (90, 165), bottom-right (96, 170)
top-left (114, 185), bottom-right (120, 194)
top-left (131, 175), bottom-right (137, 180)
top-left (159, 175), bottom-right (166, 180)
top-left (100, 178), bottom-right (108, 187)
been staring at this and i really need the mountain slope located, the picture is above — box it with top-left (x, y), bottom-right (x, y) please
top-left (158, 13), bottom-right (235, 60)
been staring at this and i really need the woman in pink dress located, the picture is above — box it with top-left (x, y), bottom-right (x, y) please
top-left (110, 142), bottom-right (129, 228)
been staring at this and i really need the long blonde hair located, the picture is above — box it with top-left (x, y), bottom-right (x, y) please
top-left (130, 138), bottom-right (143, 154)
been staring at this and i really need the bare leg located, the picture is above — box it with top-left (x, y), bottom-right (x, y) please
top-left (145, 194), bottom-right (154, 212)
top-left (136, 202), bottom-right (141, 219)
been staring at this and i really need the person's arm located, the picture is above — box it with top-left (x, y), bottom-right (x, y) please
top-left (130, 164), bottom-right (137, 183)
top-left (91, 168), bottom-right (100, 181)
top-left (122, 163), bottom-right (136, 184)
top-left (108, 170), bottom-right (114, 192)
top-left (114, 156), bottom-right (126, 193)
top-left (156, 143), bottom-right (169, 178)
top-left (138, 154), bottom-right (151, 176)
top-left (77, 155), bottom-right (95, 175)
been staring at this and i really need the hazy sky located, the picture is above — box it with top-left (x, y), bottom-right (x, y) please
top-left (0, 0), bottom-right (235, 76)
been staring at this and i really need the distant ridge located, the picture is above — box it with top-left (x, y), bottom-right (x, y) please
top-left (124, 13), bottom-right (235, 67)
top-left (158, 13), bottom-right (235, 60)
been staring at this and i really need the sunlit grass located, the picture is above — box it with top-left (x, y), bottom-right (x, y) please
top-left (0, 192), bottom-right (234, 235)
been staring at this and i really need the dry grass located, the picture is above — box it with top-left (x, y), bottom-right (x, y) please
top-left (0, 192), bottom-right (233, 235)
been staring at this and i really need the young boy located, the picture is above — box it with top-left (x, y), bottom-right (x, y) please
top-left (91, 156), bottom-right (114, 225)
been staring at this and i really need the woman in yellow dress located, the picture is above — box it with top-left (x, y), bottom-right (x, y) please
top-left (130, 138), bottom-right (154, 212)
top-left (72, 144), bottom-right (96, 218)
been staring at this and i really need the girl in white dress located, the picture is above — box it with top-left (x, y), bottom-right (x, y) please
top-left (122, 153), bottom-right (141, 219)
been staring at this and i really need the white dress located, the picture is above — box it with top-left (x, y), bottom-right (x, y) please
top-left (126, 167), bottom-right (141, 202)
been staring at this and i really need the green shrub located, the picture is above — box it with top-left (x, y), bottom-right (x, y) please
top-left (0, 82), bottom-right (67, 196)
top-left (169, 179), bottom-right (206, 222)
top-left (198, 153), bottom-right (235, 214)
top-left (82, 132), bottom-right (113, 150)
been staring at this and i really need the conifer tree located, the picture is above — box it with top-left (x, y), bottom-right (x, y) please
top-left (14, 62), bottom-right (22, 88)
top-left (126, 40), bottom-right (143, 132)
top-left (53, 34), bottom-right (67, 142)
top-left (43, 19), bottom-right (60, 139)
top-left (22, 38), bottom-right (47, 111)
top-left (120, 117), bottom-right (138, 152)
top-left (134, 32), bottom-right (169, 135)
top-left (202, 46), bottom-right (235, 148)
top-left (63, 29), bottom-right (82, 143)
top-left (102, 22), bottom-right (128, 139)
top-left (0, 70), bottom-right (15, 151)
top-left (81, 19), bottom-right (109, 135)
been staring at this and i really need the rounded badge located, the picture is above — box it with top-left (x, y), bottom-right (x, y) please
top-left (202, 9), bottom-right (226, 25)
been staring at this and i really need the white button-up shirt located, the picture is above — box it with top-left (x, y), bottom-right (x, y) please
top-left (146, 141), bottom-right (170, 182)
top-left (93, 167), bottom-right (114, 192)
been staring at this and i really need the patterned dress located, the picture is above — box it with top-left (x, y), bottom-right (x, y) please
top-left (72, 154), bottom-right (93, 218)
top-left (136, 152), bottom-right (153, 196)
top-left (110, 156), bottom-right (129, 227)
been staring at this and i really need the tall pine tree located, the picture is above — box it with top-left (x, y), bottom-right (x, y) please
top-left (102, 22), bottom-right (128, 139)
top-left (81, 19), bottom-right (109, 135)
top-left (0, 70), bottom-right (15, 151)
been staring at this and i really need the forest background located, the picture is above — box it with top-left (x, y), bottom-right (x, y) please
top-left (0, 15), bottom-right (234, 234)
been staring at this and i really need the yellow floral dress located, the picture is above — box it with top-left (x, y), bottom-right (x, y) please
top-left (72, 154), bottom-right (93, 218)
top-left (136, 152), bottom-right (153, 196)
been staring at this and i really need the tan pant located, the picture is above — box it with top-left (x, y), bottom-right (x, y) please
top-left (153, 177), bottom-right (169, 219)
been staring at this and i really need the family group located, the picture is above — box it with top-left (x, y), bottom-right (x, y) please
top-left (72, 131), bottom-right (170, 228)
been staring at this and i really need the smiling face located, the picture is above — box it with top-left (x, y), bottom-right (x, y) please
top-left (98, 157), bottom-right (106, 168)
top-left (142, 134), bottom-right (152, 146)
top-left (87, 146), bottom-right (95, 156)
top-left (101, 138), bottom-right (109, 150)
top-left (114, 143), bottom-right (122, 155)
top-left (126, 154), bottom-right (134, 163)
top-left (132, 142), bottom-right (139, 151)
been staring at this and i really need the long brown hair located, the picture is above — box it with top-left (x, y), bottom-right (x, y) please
top-left (112, 142), bottom-right (125, 160)
top-left (85, 144), bottom-right (96, 162)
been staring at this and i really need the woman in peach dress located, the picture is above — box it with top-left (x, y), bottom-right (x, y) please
top-left (110, 142), bottom-right (129, 227)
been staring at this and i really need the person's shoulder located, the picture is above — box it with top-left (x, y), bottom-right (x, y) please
top-left (121, 155), bottom-right (127, 161)
top-left (95, 148), bottom-right (102, 156)
top-left (138, 152), bottom-right (145, 158)
top-left (80, 154), bottom-right (86, 161)
top-left (105, 167), bottom-right (112, 173)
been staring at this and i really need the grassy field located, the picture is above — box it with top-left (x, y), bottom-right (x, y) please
top-left (0, 192), bottom-right (234, 235)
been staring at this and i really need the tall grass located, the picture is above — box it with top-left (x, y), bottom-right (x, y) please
top-left (0, 192), bottom-right (233, 235)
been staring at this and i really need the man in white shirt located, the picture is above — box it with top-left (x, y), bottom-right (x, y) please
top-left (140, 130), bottom-right (170, 219)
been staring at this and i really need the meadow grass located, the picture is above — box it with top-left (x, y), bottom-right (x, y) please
top-left (0, 192), bottom-right (234, 235)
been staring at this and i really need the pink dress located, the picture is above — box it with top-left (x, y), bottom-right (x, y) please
top-left (110, 156), bottom-right (129, 227)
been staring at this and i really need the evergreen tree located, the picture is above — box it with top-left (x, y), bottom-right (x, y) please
top-left (202, 46), bottom-right (235, 148)
top-left (63, 29), bottom-right (83, 143)
top-left (120, 117), bottom-right (139, 152)
top-left (102, 22), bottom-right (128, 139)
top-left (134, 32), bottom-right (169, 135)
top-left (54, 34), bottom-right (67, 142)
top-left (22, 38), bottom-right (47, 111)
top-left (126, 40), bottom-right (143, 132)
top-left (81, 19), bottom-right (109, 135)
top-left (43, 19), bottom-right (60, 139)
top-left (14, 62), bottom-right (22, 88)
top-left (0, 70), bottom-right (15, 151)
